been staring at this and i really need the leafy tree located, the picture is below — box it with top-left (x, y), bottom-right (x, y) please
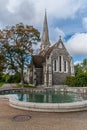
top-left (65, 76), bottom-right (75, 87)
top-left (66, 59), bottom-right (87, 87)
top-left (74, 59), bottom-right (87, 76)
top-left (81, 59), bottom-right (87, 72)
top-left (0, 53), bottom-right (4, 72)
top-left (0, 23), bottom-right (40, 84)
top-left (66, 72), bottom-right (87, 87)
top-left (74, 64), bottom-right (83, 75)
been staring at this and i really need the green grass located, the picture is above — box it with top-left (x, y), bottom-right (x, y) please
top-left (16, 83), bottom-right (36, 88)
top-left (0, 82), bottom-right (4, 87)
top-left (24, 84), bottom-right (36, 88)
top-left (16, 83), bottom-right (23, 87)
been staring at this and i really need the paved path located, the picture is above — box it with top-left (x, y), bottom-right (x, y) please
top-left (1, 83), bottom-right (18, 89)
top-left (0, 99), bottom-right (87, 130)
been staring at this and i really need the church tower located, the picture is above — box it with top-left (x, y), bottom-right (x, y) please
top-left (39, 11), bottom-right (50, 52)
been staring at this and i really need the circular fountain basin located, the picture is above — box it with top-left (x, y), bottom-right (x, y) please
top-left (1, 89), bottom-right (87, 112)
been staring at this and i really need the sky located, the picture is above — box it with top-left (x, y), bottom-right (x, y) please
top-left (0, 0), bottom-right (87, 64)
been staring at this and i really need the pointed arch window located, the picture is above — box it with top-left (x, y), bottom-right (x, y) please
top-left (53, 60), bottom-right (57, 72)
top-left (64, 60), bottom-right (68, 73)
top-left (54, 60), bottom-right (57, 71)
top-left (59, 56), bottom-right (62, 72)
top-left (64, 61), bottom-right (66, 72)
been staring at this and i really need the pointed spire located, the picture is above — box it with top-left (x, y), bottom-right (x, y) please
top-left (59, 35), bottom-right (61, 40)
top-left (39, 10), bottom-right (50, 52)
top-left (41, 10), bottom-right (49, 43)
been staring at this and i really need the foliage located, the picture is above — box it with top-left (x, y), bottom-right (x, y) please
top-left (65, 72), bottom-right (87, 87)
top-left (24, 84), bottom-right (36, 88)
top-left (2, 74), bottom-right (10, 83)
top-left (74, 58), bottom-right (87, 75)
top-left (65, 76), bottom-right (75, 87)
top-left (0, 53), bottom-right (4, 72)
top-left (16, 83), bottom-right (35, 88)
top-left (0, 72), bottom-right (3, 82)
top-left (0, 82), bottom-right (4, 87)
top-left (68, 58), bottom-right (87, 87)
top-left (74, 64), bottom-right (83, 75)
top-left (0, 73), bottom-right (21, 83)
top-left (82, 59), bottom-right (87, 72)
top-left (0, 23), bottom-right (40, 84)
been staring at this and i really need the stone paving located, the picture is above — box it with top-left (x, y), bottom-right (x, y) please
top-left (0, 99), bottom-right (87, 130)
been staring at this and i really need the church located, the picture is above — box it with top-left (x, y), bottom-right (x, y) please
top-left (28, 12), bottom-right (74, 87)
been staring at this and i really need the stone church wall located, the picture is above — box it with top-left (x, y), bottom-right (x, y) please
top-left (35, 68), bottom-right (43, 85)
top-left (52, 72), bottom-right (70, 85)
top-left (51, 45), bottom-right (72, 85)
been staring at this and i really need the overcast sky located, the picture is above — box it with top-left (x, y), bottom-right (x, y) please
top-left (0, 0), bottom-right (87, 63)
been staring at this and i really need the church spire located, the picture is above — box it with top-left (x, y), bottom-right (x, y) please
top-left (39, 10), bottom-right (50, 52)
top-left (42, 10), bottom-right (49, 43)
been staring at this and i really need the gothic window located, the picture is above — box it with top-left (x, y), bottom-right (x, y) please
top-left (64, 61), bottom-right (66, 72)
top-left (59, 56), bottom-right (62, 72)
top-left (54, 60), bottom-right (57, 71)
top-left (64, 61), bottom-right (68, 73)
top-left (53, 60), bottom-right (57, 72)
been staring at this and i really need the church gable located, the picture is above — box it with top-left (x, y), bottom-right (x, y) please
top-left (52, 37), bottom-right (70, 58)
top-left (58, 42), bottom-right (63, 48)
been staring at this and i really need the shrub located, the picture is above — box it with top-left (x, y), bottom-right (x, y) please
top-left (65, 76), bottom-right (75, 87)
top-left (0, 72), bottom-right (3, 82)
top-left (0, 72), bottom-right (21, 83)
top-left (65, 72), bottom-right (87, 87)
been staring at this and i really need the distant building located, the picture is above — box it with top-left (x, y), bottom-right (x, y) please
top-left (28, 11), bottom-right (74, 86)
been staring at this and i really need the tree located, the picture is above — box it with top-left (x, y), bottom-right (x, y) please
top-left (81, 59), bottom-right (87, 72)
top-left (66, 58), bottom-right (87, 87)
top-left (0, 53), bottom-right (4, 72)
top-left (0, 23), bottom-right (40, 84)
top-left (74, 58), bottom-right (87, 75)
top-left (74, 63), bottom-right (83, 75)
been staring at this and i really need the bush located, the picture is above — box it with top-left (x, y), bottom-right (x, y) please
top-left (65, 76), bottom-right (75, 87)
top-left (65, 72), bottom-right (87, 87)
top-left (2, 74), bottom-right (10, 83)
top-left (0, 72), bottom-right (4, 82)
top-left (0, 73), bottom-right (21, 83)
top-left (12, 73), bottom-right (21, 83)
top-left (24, 84), bottom-right (35, 88)
top-left (75, 72), bottom-right (87, 87)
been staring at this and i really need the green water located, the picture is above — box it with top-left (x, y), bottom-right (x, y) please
top-left (1, 90), bottom-right (87, 103)
top-left (15, 91), bottom-right (87, 103)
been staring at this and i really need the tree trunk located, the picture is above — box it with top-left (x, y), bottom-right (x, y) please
top-left (21, 68), bottom-right (24, 87)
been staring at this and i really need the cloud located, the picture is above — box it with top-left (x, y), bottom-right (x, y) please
top-left (0, 0), bottom-right (87, 28)
top-left (14, 0), bottom-right (36, 24)
top-left (74, 60), bottom-right (82, 65)
top-left (82, 17), bottom-right (87, 30)
top-left (34, 0), bottom-right (87, 19)
top-left (0, 0), bottom-right (38, 28)
top-left (66, 33), bottom-right (87, 56)
top-left (49, 27), bottom-right (65, 43)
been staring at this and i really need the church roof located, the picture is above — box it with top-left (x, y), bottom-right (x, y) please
top-left (29, 45), bottom-right (55, 68)
top-left (38, 45), bottom-right (55, 56)
top-left (45, 45), bottom-right (55, 56)
top-left (32, 55), bottom-right (45, 68)
top-left (29, 37), bottom-right (71, 68)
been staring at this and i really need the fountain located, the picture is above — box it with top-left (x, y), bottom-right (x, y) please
top-left (0, 87), bottom-right (87, 112)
